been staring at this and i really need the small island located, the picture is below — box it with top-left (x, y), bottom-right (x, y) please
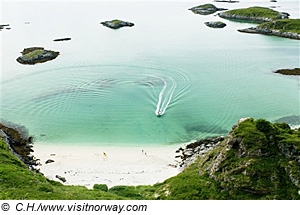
top-left (100, 19), bottom-right (134, 29)
top-left (214, 0), bottom-right (239, 3)
top-left (16, 47), bottom-right (59, 65)
top-left (274, 68), bottom-right (300, 75)
top-left (238, 19), bottom-right (300, 40)
top-left (189, 4), bottom-right (227, 15)
top-left (204, 21), bottom-right (227, 28)
top-left (53, 38), bottom-right (71, 42)
top-left (218, 6), bottom-right (289, 22)
top-left (0, 24), bottom-right (10, 31)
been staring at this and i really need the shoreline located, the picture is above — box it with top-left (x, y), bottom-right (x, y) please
top-left (33, 143), bottom-right (183, 188)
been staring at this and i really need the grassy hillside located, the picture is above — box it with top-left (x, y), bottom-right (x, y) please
top-left (152, 119), bottom-right (300, 200)
top-left (1, 118), bottom-right (300, 200)
top-left (0, 139), bottom-right (125, 200)
top-left (257, 19), bottom-right (300, 34)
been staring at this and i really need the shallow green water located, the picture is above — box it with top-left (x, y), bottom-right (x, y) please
top-left (1, 1), bottom-right (299, 145)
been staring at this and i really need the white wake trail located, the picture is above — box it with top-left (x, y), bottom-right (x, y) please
top-left (144, 75), bottom-right (176, 116)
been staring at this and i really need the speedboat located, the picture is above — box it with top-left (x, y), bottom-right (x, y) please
top-left (156, 111), bottom-right (162, 117)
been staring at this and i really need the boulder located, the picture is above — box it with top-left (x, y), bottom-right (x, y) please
top-left (55, 175), bottom-right (66, 183)
top-left (45, 159), bottom-right (55, 164)
top-left (205, 21), bottom-right (227, 28)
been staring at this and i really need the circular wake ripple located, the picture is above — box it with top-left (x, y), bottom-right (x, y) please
top-left (1, 63), bottom-right (190, 126)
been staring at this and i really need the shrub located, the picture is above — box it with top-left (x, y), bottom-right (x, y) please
top-left (93, 184), bottom-right (108, 192)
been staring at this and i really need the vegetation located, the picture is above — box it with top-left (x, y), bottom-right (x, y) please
top-left (0, 139), bottom-right (125, 200)
top-left (1, 118), bottom-right (300, 199)
top-left (191, 4), bottom-right (217, 10)
top-left (258, 19), bottom-right (300, 34)
top-left (222, 6), bottom-right (284, 21)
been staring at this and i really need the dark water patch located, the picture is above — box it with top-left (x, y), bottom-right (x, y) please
top-left (274, 115), bottom-right (300, 125)
top-left (134, 76), bottom-right (164, 87)
top-left (184, 123), bottom-right (229, 136)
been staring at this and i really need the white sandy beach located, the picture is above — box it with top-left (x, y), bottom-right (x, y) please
top-left (33, 144), bottom-right (183, 188)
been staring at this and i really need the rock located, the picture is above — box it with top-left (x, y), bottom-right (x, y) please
top-left (176, 136), bottom-right (225, 168)
top-left (0, 24), bottom-right (10, 31)
top-left (214, 0), bottom-right (239, 3)
top-left (56, 175), bottom-right (66, 183)
top-left (0, 123), bottom-right (39, 169)
top-left (53, 38), bottom-right (71, 42)
top-left (204, 21), bottom-right (226, 28)
top-left (45, 159), bottom-right (55, 164)
top-left (100, 20), bottom-right (134, 29)
top-left (189, 4), bottom-right (227, 15)
top-left (274, 68), bottom-right (300, 75)
top-left (16, 47), bottom-right (59, 65)
top-left (238, 27), bottom-right (300, 40)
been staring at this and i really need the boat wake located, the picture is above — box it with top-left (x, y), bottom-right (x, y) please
top-left (148, 75), bottom-right (176, 116)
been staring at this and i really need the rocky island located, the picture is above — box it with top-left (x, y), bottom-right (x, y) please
top-left (238, 19), bottom-right (300, 40)
top-left (16, 47), bottom-right (59, 65)
top-left (53, 38), bottom-right (71, 42)
top-left (100, 20), bottom-right (134, 29)
top-left (189, 4), bottom-right (227, 15)
top-left (204, 21), bottom-right (227, 28)
top-left (274, 68), bottom-right (300, 75)
top-left (218, 6), bottom-right (289, 22)
top-left (0, 24), bottom-right (10, 31)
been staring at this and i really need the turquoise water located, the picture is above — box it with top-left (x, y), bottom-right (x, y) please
top-left (1, 1), bottom-right (299, 145)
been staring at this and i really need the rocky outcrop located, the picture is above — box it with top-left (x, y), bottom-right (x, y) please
top-left (53, 38), bottom-right (71, 42)
top-left (0, 122), bottom-right (39, 168)
top-left (176, 136), bottom-right (225, 168)
top-left (100, 20), bottom-right (134, 29)
top-left (189, 4), bottom-right (227, 15)
top-left (16, 47), bottom-right (59, 65)
top-left (238, 27), bottom-right (300, 40)
top-left (205, 21), bottom-right (226, 28)
top-left (274, 68), bottom-right (300, 75)
top-left (174, 118), bottom-right (300, 197)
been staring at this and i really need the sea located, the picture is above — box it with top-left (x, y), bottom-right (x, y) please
top-left (1, 0), bottom-right (299, 146)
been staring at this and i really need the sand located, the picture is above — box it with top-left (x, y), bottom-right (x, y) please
top-left (33, 143), bottom-right (183, 188)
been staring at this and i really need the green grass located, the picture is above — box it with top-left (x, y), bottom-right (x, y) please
top-left (257, 19), bottom-right (300, 34)
top-left (23, 50), bottom-right (44, 60)
top-left (192, 4), bottom-right (216, 9)
top-left (111, 20), bottom-right (122, 25)
top-left (223, 6), bottom-right (282, 20)
top-left (0, 139), bottom-right (125, 200)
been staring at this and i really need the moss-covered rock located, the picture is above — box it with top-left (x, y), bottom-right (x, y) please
top-left (16, 47), bottom-right (59, 65)
top-left (189, 4), bottom-right (227, 15)
top-left (100, 20), bottom-right (134, 29)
